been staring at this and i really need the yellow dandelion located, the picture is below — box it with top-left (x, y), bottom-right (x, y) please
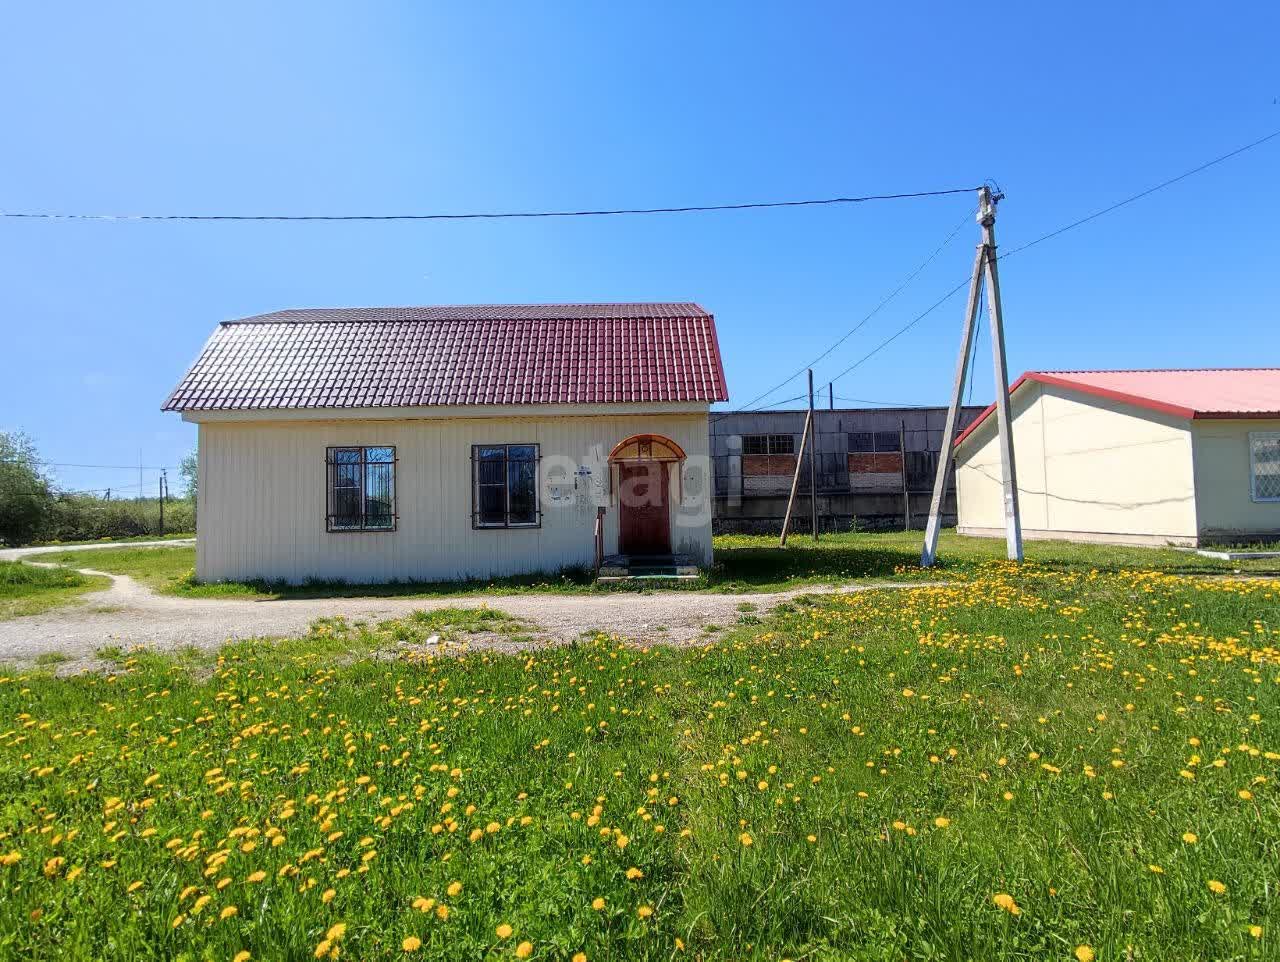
top-left (1074, 947), bottom-right (1095, 962)
top-left (625, 867), bottom-right (644, 880)
top-left (934, 817), bottom-right (951, 829)
top-left (496, 923), bottom-right (513, 939)
top-left (739, 832), bottom-right (753, 846)
top-left (1182, 832), bottom-right (1198, 844)
top-left (992, 892), bottom-right (1020, 915)
top-left (402, 936), bottom-right (421, 952)
top-left (246, 870), bottom-right (266, 884)
top-left (637, 905), bottom-right (653, 919)
top-left (1208, 880), bottom-right (1227, 894)
top-left (446, 881), bottom-right (462, 897)
top-left (325, 922), bottom-right (348, 941)
top-left (221, 906), bottom-right (239, 920)
top-left (233, 953), bottom-right (251, 962)
top-left (322, 888), bottom-right (336, 903)
top-left (515, 941), bottom-right (533, 959)
top-left (591, 897), bottom-right (606, 911)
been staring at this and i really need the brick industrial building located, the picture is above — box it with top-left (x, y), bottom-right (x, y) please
top-left (710, 406), bottom-right (984, 534)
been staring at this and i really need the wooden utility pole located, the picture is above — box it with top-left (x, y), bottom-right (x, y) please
top-left (808, 369), bottom-right (818, 541)
top-left (158, 470), bottom-right (166, 535)
top-left (900, 419), bottom-right (910, 531)
top-left (978, 191), bottom-right (1024, 560)
top-left (828, 383), bottom-right (834, 410)
top-left (779, 406), bottom-right (813, 547)
top-left (921, 186), bottom-right (1023, 566)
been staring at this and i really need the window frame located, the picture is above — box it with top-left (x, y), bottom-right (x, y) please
top-left (471, 443), bottom-right (541, 529)
top-left (325, 446), bottom-right (397, 533)
top-left (1249, 431), bottom-right (1280, 503)
top-left (849, 431), bottom-right (902, 454)
top-left (741, 433), bottom-right (795, 456)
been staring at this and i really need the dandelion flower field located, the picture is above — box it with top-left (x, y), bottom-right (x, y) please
top-left (0, 562), bottom-right (1277, 960)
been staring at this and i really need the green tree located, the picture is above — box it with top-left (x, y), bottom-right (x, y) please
top-left (178, 448), bottom-right (198, 501)
top-left (0, 431), bottom-right (54, 546)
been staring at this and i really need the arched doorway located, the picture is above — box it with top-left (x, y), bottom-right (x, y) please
top-left (608, 434), bottom-right (686, 556)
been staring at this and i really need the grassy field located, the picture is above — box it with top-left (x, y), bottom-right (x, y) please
top-left (0, 561), bottom-right (108, 621)
top-left (0, 559), bottom-right (1276, 959)
top-left (28, 531), bottom-right (1280, 602)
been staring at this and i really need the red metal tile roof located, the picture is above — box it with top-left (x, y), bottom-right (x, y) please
top-left (955, 368), bottom-right (1280, 446)
top-left (163, 303), bottom-right (730, 412)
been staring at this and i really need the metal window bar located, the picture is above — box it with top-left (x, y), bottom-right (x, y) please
top-left (326, 446), bottom-right (397, 532)
top-left (472, 443), bottom-right (542, 528)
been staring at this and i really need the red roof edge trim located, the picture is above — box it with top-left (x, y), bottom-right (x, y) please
top-left (705, 312), bottom-right (730, 402)
top-left (953, 371), bottom-right (1200, 449)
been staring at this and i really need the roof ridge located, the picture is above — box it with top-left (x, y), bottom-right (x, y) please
top-left (225, 302), bottom-right (710, 325)
top-left (1036, 366), bottom-right (1280, 374)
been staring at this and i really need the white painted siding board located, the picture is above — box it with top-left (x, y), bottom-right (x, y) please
top-left (197, 411), bottom-right (711, 583)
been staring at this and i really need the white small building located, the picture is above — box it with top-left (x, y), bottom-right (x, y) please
top-left (954, 368), bottom-right (1280, 547)
top-left (163, 304), bottom-right (729, 583)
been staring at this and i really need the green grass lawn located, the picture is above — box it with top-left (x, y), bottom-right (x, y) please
top-left (0, 561), bottom-right (108, 621)
top-left (28, 531), bottom-right (1280, 602)
top-left (0, 560), bottom-right (1276, 959)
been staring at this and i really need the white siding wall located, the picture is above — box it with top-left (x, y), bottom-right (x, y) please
top-left (955, 382), bottom-right (1199, 545)
top-left (1191, 418), bottom-right (1280, 541)
top-left (195, 411), bottom-right (712, 583)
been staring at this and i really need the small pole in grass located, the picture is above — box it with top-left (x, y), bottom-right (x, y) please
top-left (808, 369), bottom-right (818, 542)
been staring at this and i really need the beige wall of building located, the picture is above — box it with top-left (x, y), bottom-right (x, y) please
top-left (955, 382), bottom-right (1199, 545)
top-left (1191, 418), bottom-right (1280, 541)
top-left (192, 405), bottom-right (713, 584)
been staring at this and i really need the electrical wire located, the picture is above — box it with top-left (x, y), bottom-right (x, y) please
top-left (0, 459), bottom-right (180, 470)
top-left (709, 206), bottom-right (975, 423)
top-left (999, 127), bottom-right (1280, 260)
top-left (815, 126), bottom-right (1280, 394)
top-left (0, 187), bottom-right (981, 223)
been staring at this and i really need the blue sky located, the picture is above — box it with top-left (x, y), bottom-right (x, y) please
top-left (2, 2), bottom-right (1277, 496)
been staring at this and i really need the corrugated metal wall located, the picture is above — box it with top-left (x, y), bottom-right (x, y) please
top-left (196, 412), bottom-right (712, 583)
top-left (708, 407), bottom-right (984, 532)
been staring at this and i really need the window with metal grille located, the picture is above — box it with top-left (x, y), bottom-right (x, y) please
top-left (848, 432), bottom-right (874, 453)
top-left (473, 444), bottom-right (540, 527)
top-left (849, 431), bottom-right (901, 453)
top-left (874, 431), bottom-right (902, 452)
top-left (326, 446), bottom-right (396, 531)
top-left (742, 434), bottom-right (795, 455)
top-left (1251, 432), bottom-right (1280, 502)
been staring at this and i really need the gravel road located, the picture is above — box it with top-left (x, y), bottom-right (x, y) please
top-left (0, 542), bottom-right (923, 664)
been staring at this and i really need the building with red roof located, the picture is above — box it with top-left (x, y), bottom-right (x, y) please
top-left (164, 304), bottom-right (729, 583)
top-left (954, 368), bottom-right (1280, 547)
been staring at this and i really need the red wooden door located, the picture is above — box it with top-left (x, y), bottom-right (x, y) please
top-left (618, 462), bottom-right (671, 556)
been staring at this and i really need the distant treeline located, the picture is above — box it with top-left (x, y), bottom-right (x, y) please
top-left (40, 495), bottom-right (194, 544)
top-left (0, 430), bottom-right (196, 546)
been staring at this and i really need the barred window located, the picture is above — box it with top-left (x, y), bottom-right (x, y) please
top-left (473, 444), bottom-right (540, 527)
top-left (1251, 432), bottom-right (1280, 501)
top-left (742, 434), bottom-right (795, 455)
top-left (848, 431), bottom-right (874, 453)
top-left (326, 446), bottom-right (395, 531)
top-left (874, 431), bottom-right (902, 452)
top-left (849, 431), bottom-right (901, 453)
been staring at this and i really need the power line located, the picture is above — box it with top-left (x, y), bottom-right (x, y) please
top-left (0, 186), bottom-right (981, 224)
top-left (709, 206), bottom-right (974, 423)
top-left (818, 126), bottom-right (1280, 392)
top-left (999, 127), bottom-right (1280, 260)
top-left (0, 458), bottom-right (180, 470)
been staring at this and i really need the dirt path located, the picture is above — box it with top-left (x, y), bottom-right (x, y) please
top-left (0, 554), bottom-right (927, 665)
